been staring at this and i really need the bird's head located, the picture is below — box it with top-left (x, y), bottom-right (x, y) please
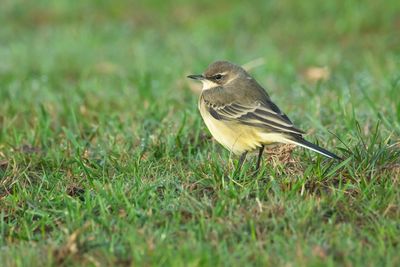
top-left (187, 61), bottom-right (247, 90)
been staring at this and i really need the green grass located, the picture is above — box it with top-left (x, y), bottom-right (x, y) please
top-left (1, 0), bottom-right (400, 266)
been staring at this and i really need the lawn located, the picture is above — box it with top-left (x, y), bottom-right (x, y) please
top-left (1, 0), bottom-right (399, 266)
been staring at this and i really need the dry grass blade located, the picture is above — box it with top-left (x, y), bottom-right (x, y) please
top-left (242, 58), bottom-right (265, 72)
top-left (54, 222), bottom-right (91, 265)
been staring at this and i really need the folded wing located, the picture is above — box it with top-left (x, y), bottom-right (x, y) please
top-left (204, 99), bottom-right (305, 136)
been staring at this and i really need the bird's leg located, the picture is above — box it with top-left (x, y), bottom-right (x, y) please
top-left (237, 151), bottom-right (248, 172)
top-left (255, 145), bottom-right (265, 172)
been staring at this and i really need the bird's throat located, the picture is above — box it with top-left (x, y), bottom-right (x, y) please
top-left (201, 79), bottom-right (219, 90)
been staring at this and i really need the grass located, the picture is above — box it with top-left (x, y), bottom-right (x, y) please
top-left (1, 0), bottom-right (400, 266)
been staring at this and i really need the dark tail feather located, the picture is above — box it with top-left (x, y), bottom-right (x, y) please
top-left (287, 136), bottom-right (342, 160)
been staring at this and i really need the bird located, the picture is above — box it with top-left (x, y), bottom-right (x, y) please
top-left (187, 60), bottom-right (341, 172)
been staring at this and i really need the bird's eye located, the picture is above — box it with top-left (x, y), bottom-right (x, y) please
top-left (213, 74), bottom-right (223, 80)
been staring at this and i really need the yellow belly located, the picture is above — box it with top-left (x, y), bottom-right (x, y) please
top-left (198, 99), bottom-right (291, 155)
top-left (198, 101), bottom-right (260, 155)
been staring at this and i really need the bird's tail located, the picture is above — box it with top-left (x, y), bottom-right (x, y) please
top-left (285, 135), bottom-right (342, 160)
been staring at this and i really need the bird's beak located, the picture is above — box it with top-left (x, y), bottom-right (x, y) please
top-left (187, 74), bottom-right (205, 80)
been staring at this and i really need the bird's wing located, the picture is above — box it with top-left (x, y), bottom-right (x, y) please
top-left (203, 98), bottom-right (305, 135)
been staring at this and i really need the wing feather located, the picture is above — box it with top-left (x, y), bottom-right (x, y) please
top-left (204, 100), bottom-right (305, 135)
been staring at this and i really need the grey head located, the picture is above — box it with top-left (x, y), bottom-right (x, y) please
top-left (188, 60), bottom-right (271, 105)
top-left (187, 61), bottom-right (249, 88)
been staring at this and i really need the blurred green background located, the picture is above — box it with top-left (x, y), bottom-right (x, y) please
top-left (1, 0), bottom-right (399, 136)
top-left (1, 0), bottom-right (399, 266)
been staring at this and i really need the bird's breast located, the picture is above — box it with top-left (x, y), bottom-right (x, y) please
top-left (198, 97), bottom-right (262, 155)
